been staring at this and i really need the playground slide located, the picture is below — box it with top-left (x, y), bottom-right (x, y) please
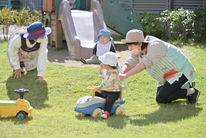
top-left (58, 0), bottom-right (106, 59)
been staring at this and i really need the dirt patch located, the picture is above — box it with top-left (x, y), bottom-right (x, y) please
top-left (48, 47), bottom-right (130, 67)
top-left (48, 45), bottom-right (194, 67)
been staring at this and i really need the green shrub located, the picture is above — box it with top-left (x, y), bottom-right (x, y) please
top-left (193, 8), bottom-right (206, 42)
top-left (15, 9), bottom-right (42, 26)
top-left (137, 8), bottom-right (206, 43)
top-left (157, 8), bottom-right (195, 42)
top-left (0, 7), bottom-right (17, 39)
top-left (0, 7), bottom-right (42, 40)
top-left (137, 12), bottom-right (162, 38)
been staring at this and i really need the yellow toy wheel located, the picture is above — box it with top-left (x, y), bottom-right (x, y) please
top-left (92, 108), bottom-right (102, 118)
top-left (115, 106), bottom-right (125, 115)
top-left (81, 113), bottom-right (86, 117)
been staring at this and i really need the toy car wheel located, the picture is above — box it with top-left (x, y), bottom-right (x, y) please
top-left (92, 108), bottom-right (102, 118)
top-left (16, 111), bottom-right (27, 120)
top-left (81, 114), bottom-right (86, 117)
top-left (115, 106), bottom-right (125, 115)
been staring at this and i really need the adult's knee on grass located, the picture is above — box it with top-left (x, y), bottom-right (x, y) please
top-left (156, 93), bottom-right (172, 103)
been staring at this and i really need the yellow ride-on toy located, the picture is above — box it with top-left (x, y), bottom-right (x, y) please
top-left (0, 88), bottom-right (32, 120)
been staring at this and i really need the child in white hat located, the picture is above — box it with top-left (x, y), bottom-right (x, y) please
top-left (95, 52), bottom-right (121, 119)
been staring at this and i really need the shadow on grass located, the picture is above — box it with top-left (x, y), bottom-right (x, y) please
top-left (75, 101), bottom-right (202, 128)
top-left (6, 70), bottom-right (50, 109)
top-left (0, 116), bottom-right (33, 124)
top-left (129, 101), bottom-right (202, 126)
top-left (75, 114), bottom-right (129, 129)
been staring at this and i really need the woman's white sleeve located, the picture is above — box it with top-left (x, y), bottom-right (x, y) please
top-left (37, 37), bottom-right (48, 77)
top-left (7, 35), bottom-right (21, 70)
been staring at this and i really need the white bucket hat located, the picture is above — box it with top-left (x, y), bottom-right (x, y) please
top-left (98, 52), bottom-right (118, 67)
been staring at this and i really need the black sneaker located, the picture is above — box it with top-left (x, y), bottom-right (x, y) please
top-left (187, 88), bottom-right (200, 104)
top-left (80, 58), bottom-right (87, 64)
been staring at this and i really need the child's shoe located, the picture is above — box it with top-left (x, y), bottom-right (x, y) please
top-left (101, 111), bottom-right (110, 119)
top-left (187, 88), bottom-right (200, 104)
top-left (80, 58), bottom-right (87, 64)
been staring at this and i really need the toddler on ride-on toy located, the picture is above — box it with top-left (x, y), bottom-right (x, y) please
top-left (75, 52), bottom-right (126, 119)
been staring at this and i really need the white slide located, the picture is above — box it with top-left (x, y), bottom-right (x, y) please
top-left (58, 0), bottom-right (107, 59)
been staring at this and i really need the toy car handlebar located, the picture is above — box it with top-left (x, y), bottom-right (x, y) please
top-left (14, 88), bottom-right (29, 99)
top-left (14, 88), bottom-right (29, 93)
top-left (86, 87), bottom-right (96, 98)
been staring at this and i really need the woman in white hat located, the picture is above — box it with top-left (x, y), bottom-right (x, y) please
top-left (120, 29), bottom-right (200, 104)
top-left (7, 22), bottom-right (51, 82)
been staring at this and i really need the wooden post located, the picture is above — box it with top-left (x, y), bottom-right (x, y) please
top-left (55, 20), bottom-right (63, 49)
top-left (49, 0), bottom-right (63, 49)
top-left (86, 0), bottom-right (91, 10)
top-left (55, 0), bottom-right (63, 49)
top-left (99, 0), bottom-right (103, 5)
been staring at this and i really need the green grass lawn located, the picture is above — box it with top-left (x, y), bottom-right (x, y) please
top-left (0, 40), bottom-right (206, 137)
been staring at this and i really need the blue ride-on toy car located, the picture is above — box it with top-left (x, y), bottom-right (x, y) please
top-left (75, 82), bottom-right (127, 117)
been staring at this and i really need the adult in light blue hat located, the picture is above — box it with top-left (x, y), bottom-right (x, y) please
top-left (7, 22), bottom-right (52, 82)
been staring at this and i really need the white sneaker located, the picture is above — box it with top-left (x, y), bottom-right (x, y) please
top-left (181, 81), bottom-right (195, 89)
top-left (100, 111), bottom-right (110, 119)
top-left (101, 114), bottom-right (108, 119)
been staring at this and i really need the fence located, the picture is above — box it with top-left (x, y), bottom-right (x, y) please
top-left (116, 0), bottom-right (203, 13)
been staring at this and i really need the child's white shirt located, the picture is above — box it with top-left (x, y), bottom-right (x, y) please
top-left (96, 41), bottom-right (112, 57)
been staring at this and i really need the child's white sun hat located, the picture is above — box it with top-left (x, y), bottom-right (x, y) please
top-left (98, 52), bottom-right (118, 67)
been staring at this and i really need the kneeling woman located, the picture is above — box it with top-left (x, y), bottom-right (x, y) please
top-left (7, 22), bottom-right (51, 82)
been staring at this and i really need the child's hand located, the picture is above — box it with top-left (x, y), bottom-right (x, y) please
top-left (95, 87), bottom-right (101, 93)
top-left (13, 68), bottom-right (22, 79)
top-left (36, 76), bottom-right (46, 82)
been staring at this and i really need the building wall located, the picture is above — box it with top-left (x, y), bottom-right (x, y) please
top-left (19, 0), bottom-right (42, 10)
top-left (7, 0), bottom-right (42, 11)
top-left (133, 0), bottom-right (168, 13)
top-left (172, 0), bottom-right (203, 9)
top-left (117, 0), bottom-right (203, 13)
top-left (0, 0), bottom-right (10, 7)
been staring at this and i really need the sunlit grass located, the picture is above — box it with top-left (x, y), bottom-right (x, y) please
top-left (0, 41), bottom-right (205, 137)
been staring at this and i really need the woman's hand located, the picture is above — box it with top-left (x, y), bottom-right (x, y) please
top-left (13, 68), bottom-right (22, 79)
top-left (36, 76), bottom-right (46, 82)
top-left (131, 47), bottom-right (141, 55)
top-left (119, 73), bottom-right (127, 81)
